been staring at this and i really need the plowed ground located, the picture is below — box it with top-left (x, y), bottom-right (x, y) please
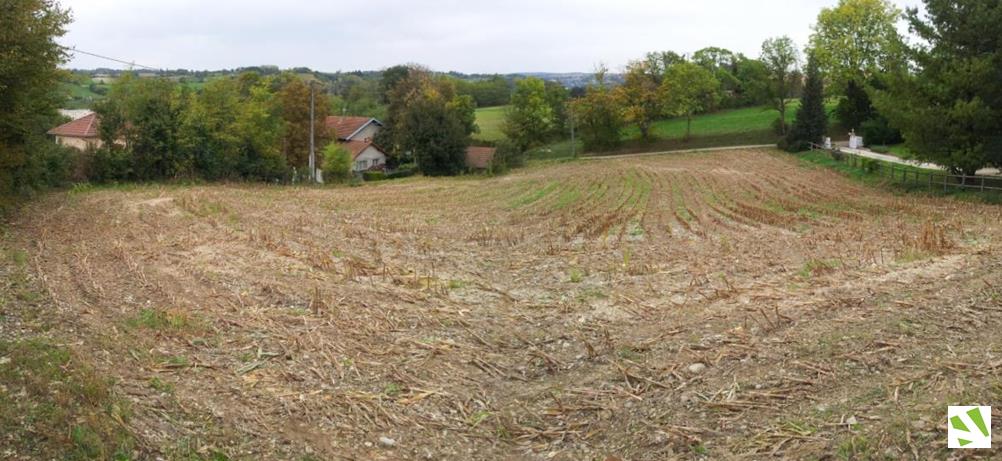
top-left (3, 148), bottom-right (1002, 459)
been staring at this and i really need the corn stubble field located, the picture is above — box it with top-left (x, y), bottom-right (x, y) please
top-left (4, 148), bottom-right (1002, 459)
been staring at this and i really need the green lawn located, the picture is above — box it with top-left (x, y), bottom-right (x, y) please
top-left (622, 103), bottom-right (801, 141)
top-left (474, 106), bottom-right (508, 142)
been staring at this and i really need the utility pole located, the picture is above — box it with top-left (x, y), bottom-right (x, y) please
top-left (570, 109), bottom-right (577, 159)
top-left (308, 82), bottom-right (316, 183)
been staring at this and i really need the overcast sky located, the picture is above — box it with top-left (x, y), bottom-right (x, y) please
top-left (57, 0), bottom-right (923, 74)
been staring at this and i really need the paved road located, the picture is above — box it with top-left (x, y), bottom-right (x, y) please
top-left (838, 146), bottom-right (1001, 176)
top-left (582, 143), bottom-right (1001, 177)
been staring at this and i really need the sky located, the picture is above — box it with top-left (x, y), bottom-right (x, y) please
top-left (57, 0), bottom-right (924, 74)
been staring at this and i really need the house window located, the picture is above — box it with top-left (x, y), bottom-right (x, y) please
top-left (356, 160), bottom-right (368, 170)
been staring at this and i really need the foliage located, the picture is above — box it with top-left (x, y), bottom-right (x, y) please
top-left (276, 75), bottom-right (330, 171)
top-left (860, 116), bottom-right (902, 146)
top-left (571, 67), bottom-right (625, 152)
top-left (490, 139), bottom-right (526, 174)
top-left (661, 62), bottom-right (721, 140)
top-left (362, 170), bottom-right (386, 181)
top-left (96, 72), bottom-right (290, 182)
top-left (0, 0), bottom-right (72, 200)
top-left (761, 36), bottom-right (801, 136)
top-left (387, 70), bottom-right (475, 176)
top-left (644, 51), bottom-right (686, 77)
top-left (834, 79), bottom-right (874, 131)
top-left (616, 61), bottom-right (663, 141)
top-left (786, 53), bottom-right (828, 152)
top-left (810, 0), bottom-right (903, 93)
top-left (873, 0), bottom-right (1002, 175)
top-left (329, 74), bottom-right (384, 120)
top-left (504, 78), bottom-right (556, 151)
top-left (321, 143), bottom-right (353, 183)
top-left (455, 75), bottom-right (513, 107)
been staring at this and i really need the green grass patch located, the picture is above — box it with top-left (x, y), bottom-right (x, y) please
top-left (473, 106), bottom-right (508, 142)
top-left (508, 181), bottom-right (559, 209)
top-left (0, 339), bottom-right (135, 460)
top-left (796, 149), bottom-right (1002, 204)
top-left (798, 258), bottom-right (841, 278)
top-left (124, 308), bottom-right (197, 334)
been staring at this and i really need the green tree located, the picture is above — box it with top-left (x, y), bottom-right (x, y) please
top-left (543, 80), bottom-right (569, 137)
top-left (661, 62), bottom-right (721, 141)
top-left (321, 143), bottom-right (353, 182)
top-left (761, 37), bottom-right (801, 135)
top-left (873, 0), bottom-right (1002, 175)
top-left (395, 73), bottom-right (475, 176)
top-left (571, 67), bottom-right (624, 152)
top-left (644, 51), bottom-right (686, 79)
top-left (810, 0), bottom-right (903, 93)
top-left (0, 0), bottom-right (72, 198)
top-left (95, 75), bottom-right (190, 180)
top-left (616, 60), bottom-right (663, 141)
top-left (733, 57), bottom-right (772, 107)
top-left (786, 53), bottom-right (828, 152)
top-left (503, 78), bottom-right (555, 151)
top-left (811, 0), bottom-right (903, 132)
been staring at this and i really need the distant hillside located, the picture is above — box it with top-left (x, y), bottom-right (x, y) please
top-left (59, 67), bottom-right (624, 110)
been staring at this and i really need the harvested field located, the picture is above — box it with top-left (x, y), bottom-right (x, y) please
top-left (3, 148), bottom-right (1002, 459)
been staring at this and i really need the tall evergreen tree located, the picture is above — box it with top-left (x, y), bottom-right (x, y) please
top-left (786, 53), bottom-right (828, 152)
top-left (873, 0), bottom-right (1002, 175)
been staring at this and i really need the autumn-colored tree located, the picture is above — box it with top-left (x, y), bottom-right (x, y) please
top-left (616, 61), bottom-right (663, 141)
top-left (571, 67), bottom-right (624, 152)
top-left (276, 75), bottom-right (329, 172)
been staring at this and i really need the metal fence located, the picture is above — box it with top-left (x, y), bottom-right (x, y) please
top-left (809, 144), bottom-right (1002, 193)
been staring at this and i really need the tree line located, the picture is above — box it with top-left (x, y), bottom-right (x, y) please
top-left (2, 0), bottom-right (1000, 201)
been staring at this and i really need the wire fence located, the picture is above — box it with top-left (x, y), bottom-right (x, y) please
top-left (809, 144), bottom-right (1002, 193)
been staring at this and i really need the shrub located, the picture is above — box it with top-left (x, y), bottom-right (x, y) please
top-left (772, 117), bottom-right (789, 136)
top-left (362, 171), bottom-right (386, 182)
top-left (386, 168), bottom-right (415, 180)
top-left (321, 143), bottom-right (352, 183)
top-left (91, 147), bottom-right (133, 182)
top-left (860, 117), bottom-right (902, 146)
top-left (490, 139), bottom-right (525, 174)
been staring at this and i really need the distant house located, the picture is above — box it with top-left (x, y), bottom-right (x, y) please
top-left (48, 113), bottom-right (102, 150)
top-left (466, 146), bottom-right (497, 170)
top-left (325, 116), bottom-right (388, 172)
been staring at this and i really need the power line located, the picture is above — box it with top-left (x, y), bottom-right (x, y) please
top-left (61, 45), bottom-right (160, 71)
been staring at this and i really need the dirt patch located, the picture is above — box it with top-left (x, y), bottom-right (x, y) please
top-left (4, 148), bottom-right (1002, 459)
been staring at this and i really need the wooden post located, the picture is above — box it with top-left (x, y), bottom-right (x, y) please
top-left (982, 176), bottom-right (986, 192)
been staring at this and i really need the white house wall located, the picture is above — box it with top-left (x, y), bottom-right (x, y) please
top-left (353, 146), bottom-right (387, 171)
top-left (349, 124), bottom-right (380, 141)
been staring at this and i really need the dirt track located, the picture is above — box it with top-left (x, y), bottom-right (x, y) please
top-left (5, 148), bottom-right (1002, 459)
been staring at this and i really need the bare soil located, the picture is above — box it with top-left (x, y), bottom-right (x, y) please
top-left (3, 148), bottom-right (1002, 460)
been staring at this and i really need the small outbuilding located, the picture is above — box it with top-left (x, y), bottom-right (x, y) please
top-left (466, 146), bottom-right (497, 170)
top-left (48, 113), bottom-right (102, 151)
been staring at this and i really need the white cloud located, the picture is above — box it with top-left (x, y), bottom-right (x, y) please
top-left (57, 0), bottom-right (924, 73)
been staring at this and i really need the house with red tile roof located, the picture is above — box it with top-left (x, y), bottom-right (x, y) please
top-left (466, 146), bottom-right (497, 170)
top-left (324, 115), bottom-right (388, 172)
top-left (48, 112), bottom-right (102, 151)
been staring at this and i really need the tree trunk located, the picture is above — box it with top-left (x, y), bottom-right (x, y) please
top-left (778, 99), bottom-right (787, 135)
top-left (686, 114), bottom-right (692, 141)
